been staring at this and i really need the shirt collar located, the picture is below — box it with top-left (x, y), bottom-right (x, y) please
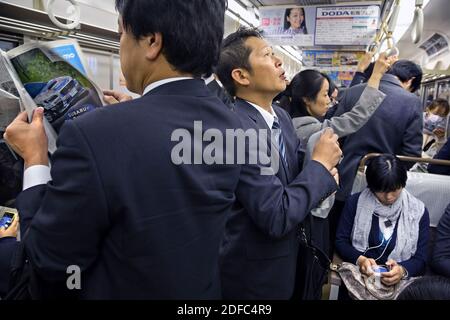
top-left (142, 77), bottom-right (193, 96)
top-left (203, 74), bottom-right (216, 85)
top-left (246, 100), bottom-right (277, 129)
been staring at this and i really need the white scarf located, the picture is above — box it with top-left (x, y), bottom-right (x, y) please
top-left (351, 188), bottom-right (425, 262)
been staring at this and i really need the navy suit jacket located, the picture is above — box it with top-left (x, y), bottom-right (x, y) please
top-left (333, 74), bottom-right (423, 200)
top-left (428, 138), bottom-right (450, 175)
top-left (220, 99), bottom-right (338, 299)
top-left (16, 79), bottom-right (242, 299)
top-left (432, 203), bottom-right (450, 277)
top-left (0, 237), bottom-right (17, 296)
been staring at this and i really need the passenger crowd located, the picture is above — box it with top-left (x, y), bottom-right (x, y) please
top-left (0, 0), bottom-right (449, 300)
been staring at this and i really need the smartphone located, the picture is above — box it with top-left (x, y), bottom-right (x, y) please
top-left (0, 211), bottom-right (15, 229)
top-left (372, 265), bottom-right (389, 273)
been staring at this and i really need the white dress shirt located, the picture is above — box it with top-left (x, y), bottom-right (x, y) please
top-left (245, 101), bottom-right (277, 130)
top-left (23, 77), bottom-right (193, 191)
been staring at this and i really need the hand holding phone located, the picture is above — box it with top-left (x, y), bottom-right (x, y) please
top-left (0, 208), bottom-right (19, 238)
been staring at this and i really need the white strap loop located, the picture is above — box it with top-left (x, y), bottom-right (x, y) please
top-left (47, 0), bottom-right (80, 30)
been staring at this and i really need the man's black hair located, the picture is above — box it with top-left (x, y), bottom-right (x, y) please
top-left (365, 154), bottom-right (407, 193)
top-left (388, 59), bottom-right (423, 93)
top-left (115, 0), bottom-right (227, 77)
top-left (216, 27), bottom-right (262, 97)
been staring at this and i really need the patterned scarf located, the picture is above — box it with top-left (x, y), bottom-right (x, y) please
top-left (352, 188), bottom-right (425, 262)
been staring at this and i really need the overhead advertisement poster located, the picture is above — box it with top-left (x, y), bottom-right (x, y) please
top-left (302, 50), bottom-right (365, 70)
top-left (302, 50), bottom-right (365, 87)
top-left (259, 3), bottom-right (380, 47)
top-left (259, 6), bottom-right (316, 46)
top-left (314, 5), bottom-right (380, 46)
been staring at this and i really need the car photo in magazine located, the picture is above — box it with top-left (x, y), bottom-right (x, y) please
top-left (7, 41), bottom-right (103, 134)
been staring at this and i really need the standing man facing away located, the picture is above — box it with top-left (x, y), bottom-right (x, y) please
top-left (4, 0), bottom-right (242, 299)
top-left (329, 60), bottom-right (424, 244)
top-left (216, 28), bottom-right (342, 299)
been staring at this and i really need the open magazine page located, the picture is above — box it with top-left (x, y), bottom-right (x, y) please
top-left (0, 51), bottom-right (21, 131)
top-left (0, 88), bottom-right (20, 132)
top-left (6, 40), bottom-right (104, 153)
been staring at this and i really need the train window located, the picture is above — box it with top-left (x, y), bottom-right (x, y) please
top-left (423, 83), bottom-right (437, 108)
top-left (437, 80), bottom-right (450, 102)
top-left (0, 39), bottom-right (19, 52)
top-left (82, 48), bottom-right (111, 91)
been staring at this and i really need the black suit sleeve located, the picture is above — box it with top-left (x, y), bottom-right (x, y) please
top-left (236, 158), bottom-right (338, 239)
top-left (0, 237), bottom-right (17, 296)
top-left (428, 138), bottom-right (450, 175)
top-left (16, 120), bottom-right (110, 282)
top-left (349, 72), bottom-right (367, 88)
top-left (432, 203), bottom-right (450, 277)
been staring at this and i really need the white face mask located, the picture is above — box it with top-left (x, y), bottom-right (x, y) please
top-left (424, 112), bottom-right (444, 133)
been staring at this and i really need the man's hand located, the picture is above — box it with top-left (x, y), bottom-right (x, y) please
top-left (356, 255), bottom-right (377, 276)
top-left (311, 128), bottom-right (342, 171)
top-left (4, 107), bottom-right (48, 168)
top-left (330, 167), bottom-right (339, 186)
top-left (103, 90), bottom-right (133, 105)
top-left (381, 259), bottom-right (405, 286)
top-left (0, 215), bottom-right (19, 239)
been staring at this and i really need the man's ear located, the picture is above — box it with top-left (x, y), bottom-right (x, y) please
top-left (144, 33), bottom-right (163, 61)
top-left (403, 78), bottom-right (414, 91)
top-left (231, 68), bottom-right (251, 87)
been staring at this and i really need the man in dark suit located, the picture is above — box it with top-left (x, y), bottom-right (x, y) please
top-left (4, 0), bottom-right (241, 299)
top-left (428, 137), bottom-right (450, 175)
top-left (432, 203), bottom-right (450, 278)
top-left (329, 60), bottom-right (423, 241)
top-left (216, 28), bottom-right (342, 299)
top-left (0, 212), bottom-right (19, 297)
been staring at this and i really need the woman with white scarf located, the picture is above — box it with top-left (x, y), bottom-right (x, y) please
top-left (336, 155), bottom-right (430, 287)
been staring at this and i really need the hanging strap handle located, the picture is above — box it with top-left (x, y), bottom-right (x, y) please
top-left (46, 0), bottom-right (81, 30)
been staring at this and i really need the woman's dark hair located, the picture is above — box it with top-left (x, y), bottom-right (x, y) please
top-left (321, 72), bottom-right (337, 98)
top-left (289, 70), bottom-right (327, 118)
top-left (284, 7), bottom-right (307, 32)
top-left (428, 98), bottom-right (450, 116)
top-left (397, 276), bottom-right (450, 300)
top-left (366, 154), bottom-right (407, 193)
top-left (115, 0), bottom-right (227, 77)
top-left (216, 27), bottom-right (262, 97)
top-left (273, 84), bottom-right (292, 113)
top-left (388, 59), bottom-right (423, 93)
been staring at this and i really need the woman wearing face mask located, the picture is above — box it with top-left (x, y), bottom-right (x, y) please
top-left (423, 99), bottom-right (450, 154)
top-left (336, 155), bottom-right (429, 290)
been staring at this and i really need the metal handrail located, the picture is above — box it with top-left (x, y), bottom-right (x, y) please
top-left (358, 153), bottom-right (450, 173)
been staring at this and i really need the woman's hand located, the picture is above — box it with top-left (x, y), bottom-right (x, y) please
top-left (367, 53), bottom-right (394, 89)
top-left (0, 215), bottom-right (19, 239)
top-left (433, 127), bottom-right (446, 139)
top-left (381, 259), bottom-right (405, 286)
top-left (356, 255), bottom-right (377, 276)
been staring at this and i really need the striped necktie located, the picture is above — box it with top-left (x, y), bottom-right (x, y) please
top-left (272, 116), bottom-right (288, 168)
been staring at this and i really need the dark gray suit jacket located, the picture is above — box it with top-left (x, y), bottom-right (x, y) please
top-left (333, 74), bottom-right (423, 200)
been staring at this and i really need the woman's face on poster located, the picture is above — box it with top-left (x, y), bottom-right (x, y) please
top-left (287, 8), bottom-right (304, 29)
